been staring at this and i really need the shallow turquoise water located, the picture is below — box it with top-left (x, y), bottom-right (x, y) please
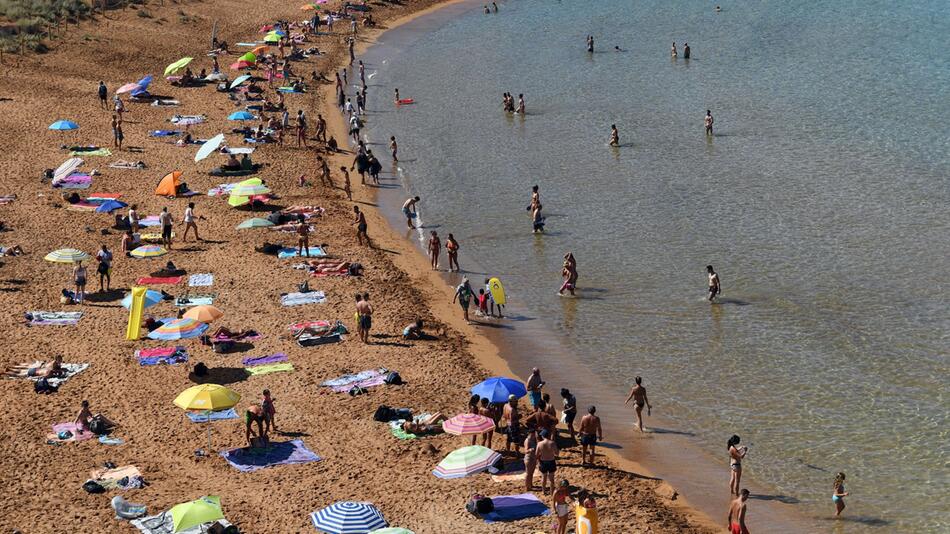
top-left (357, 1), bottom-right (949, 530)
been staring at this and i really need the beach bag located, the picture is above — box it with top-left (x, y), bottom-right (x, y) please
top-left (384, 371), bottom-right (402, 385)
top-left (466, 494), bottom-right (493, 516)
top-left (394, 408), bottom-right (412, 420)
top-left (82, 480), bottom-right (106, 494)
top-left (348, 385), bottom-right (367, 397)
top-left (34, 378), bottom-right (58, 394)
top-left (89, 416), bottom-right (109, 435)
top-left (373, 405), bottom-right (394, 422)
top-left (298, 280), bottom-right (311, 293)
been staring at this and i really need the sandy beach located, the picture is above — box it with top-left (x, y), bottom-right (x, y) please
top-left (0, 0), bottom-right (718, 532)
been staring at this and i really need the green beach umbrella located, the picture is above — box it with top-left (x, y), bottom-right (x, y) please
top-left (432, 445), bottom-right (501, 479)
top-left (238, 52), bottom-right (257, 63)
top-left (263, 32), bottom-right (281, 43)
top-left (164, 57), bottom-right (194, 76)
top-left (236, 217), bottom-right (275, 229)
top-left (44, 248), bottom-right (90, 263)
top-left (230, 182), bottom-right (270, 197)
top-left (169, 495), bottom-right (224, 532)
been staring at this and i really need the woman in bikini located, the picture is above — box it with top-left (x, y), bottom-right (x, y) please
top-left (73, 261), bottom-right (87, 304)
top-left (445, 234), bottom-right (460, 272)
top-left (553, 479), bottom-right (571, 534)
top-left (832, 472), bottom-right (849, 516)
top-left (728, 434), bottom-right (749, 496)
top-left (428, 231), bottom-right (441, 270)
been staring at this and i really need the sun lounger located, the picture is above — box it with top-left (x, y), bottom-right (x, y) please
top-left (219, 439), bottom-right (320, 472)
top-left (25, 311), bottom-right (83, 326)
top-left (109, 160), bottom-right (146, 169)
top-left (277, 247), bottom-right (326, 259)
top-left (280, 291), bottom-right (326, 306)
top-left (132, 511), bottom-right (232, 534)
top-left (186, 408), bottom-right (238, 422)
top-left (482, 493), bottom-right (551, 523)
top-left (188, 273), bottom-right (213, 287)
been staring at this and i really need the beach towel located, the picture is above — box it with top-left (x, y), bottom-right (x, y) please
top-left (37, 363), bottom-right (88, 387)
top-left (244, 363), bottom-right (294, 376)
top-left (277, 86), bottom-right (304, 93)
top-left (99, 435), bottom-right (125, 445)
top-left (490, 459), bottom-right (527, 482)
top-left (280, 291), bottom-right (326, 306)
top-left (220, 439), bottom-right (320, 472)
top-left (149, 130), bottom-right (182, 137)
top-left (321, 368), bottom-right (388, 393)
top-left (482, 493), bottom-right (550, 523)
top-left (109, 160), bottom-right (146, 169)
top-left (53, 173), bottom-right (92, 189)
top-left (137, 215), bottom-right (161, 227)
top-left (136, 346), bottom-right (188, 366)
top-left (87, 193), bottom-right (122, 201)
top-left (188, 273), bottom-right (213, 287)
top-left (26, 311), bottom-right (83, 326)
top-left (207, 183), bottom-right (239, 196)
top-left (277, 247), bottom-right (326, 259)
top-left (174, 294), bottom-right (215, 307)
top-left (0, 194), bottom-right (17, 204)
top-left (90, 465), bottom-right (141, 486)
top-left (46, 422), bottom-right (95, 443)
top-left (132, 512), bottom-right (232, 534)
top-left (186, 408), bottom-right (238, 422)
top-left (71, 148), bottom-right (112, 157)
top-left (65, 200), bottom-right (98, 212)
top-left (242, 353), bottom-right (288, 366)
top-left (135, 276), bottom-right (182, 285)
top-left (170, 114), bottom-right (207, 125)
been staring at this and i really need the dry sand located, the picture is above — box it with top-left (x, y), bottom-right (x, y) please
top-left (0, 0), bottom-right (718, 531)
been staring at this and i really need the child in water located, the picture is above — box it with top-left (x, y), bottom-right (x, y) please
top-left (833, 472), bottom-right (849, 516)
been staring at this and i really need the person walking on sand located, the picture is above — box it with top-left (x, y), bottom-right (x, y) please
top-left (341, 167), bottom-right (352, 200)
top-left (428, 230), bottom-right (441, 270)
top-left (707, 264), bottom-right (721, 301)
top-left (73, 261), bottom-right (87, 304)
top-left (353, 205), bottom-right (368, 246)
top-left (524, 427), bottom-right (539, 491)
top-left (296, 215), bottom-right (311, 257)
top-left (315, 114), bottom-right (327, 142)
top-left (389, 135), bottom-right (398, 162)
top-left (609, 124), bottom-right (620, 146)
top-left (452, 277), bottom-right (475, 323)
top-left (578, 406), bottom-right (603, 466)
top-left (402, 196), bottom-right (419, 228)
top-left (705, 109), bottom-right (714, 136)
top-left (296, 110), bottom-right (308, 148)
top-left (536, 429), bottom-right (559, 494)
top-left (348, 37), bottom-right (355, 63)
top-left (832, 472), bottom-right (849, 516)
top-left (356, 292), bottom-right (373, 343)
top-left (728, 435), bottom-right (749, 496)
top-left (181, 202), bottom-right (201, 242)
top-left (95, 244), bottom-right (112, 292)
top-left (317, 155), bottom-right (332, 187)
top-left (446, 233), bottom-right (460, 272)
top-left (526, 367), bottom-right (545, 408)
top-left (624, 376), bottom-right (652, 431)
top-left (358, 60), bottom-right (365, 85)
top-left (727, 489), bottom-right (750, 534)
top-left (111, 114), bottom-right (123, 150)
top-left (97, 81), bottom-right (108, 109)
top-left (159, 207), bottom-right (174, 250)
top-left (113, 93), bottom-right (124, 121)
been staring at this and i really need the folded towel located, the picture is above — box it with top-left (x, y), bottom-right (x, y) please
top-left (242, 353), bottom-right (288, 366)
top-left (280, 291), bottom-right (326, 306)
top-left (277, 247), bottom-right (326, 259)
top-left (188, 273), bottom-right (213, 287)
top-left (244, 363), bottom-right (294, 376)
top-left (186, 408), bottom-right (238, 422)
top-left (135, 276), bottom-right (182, 285)
top-left (26, 311), bottom-right (83, 326)
top-left (136, 346), bottom-right (188, 366)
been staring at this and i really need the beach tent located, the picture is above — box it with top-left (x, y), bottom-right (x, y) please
top-left (310, 501), bottom-right (387, 533)
top-left (263, 32), bottom-right (281, 44)
top-left (169, 496), bottom-right (224, 532)
top-left (238, 52), bottom-right (257, 63)
top-left (230, 60), bottom-right (254, 70)
top-left (155, 171), bottom-right (183, 197)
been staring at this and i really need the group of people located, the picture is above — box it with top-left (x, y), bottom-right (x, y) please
top-left (452, 277), bottom-right (505, 323)
top-left (501, 92), bottom-right (525, 114)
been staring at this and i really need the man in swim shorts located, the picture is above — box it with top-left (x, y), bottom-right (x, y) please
top-left (356, 292), bottom-right (372, 344)
top-left (536, 429), bottom-right (559, 494)
top-left (577, 406), bottom-right (603, 465)
top-left (727, 489), bottom-right (750, 534)
top-left (707, 264), bottom-right (721, 301)
top-left (402, 196), bottom-right (420, 228)
top-left (525, 368), bottom-right (544, 408)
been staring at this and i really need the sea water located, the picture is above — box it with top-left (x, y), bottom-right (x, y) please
top-left (355, 0), bottom-right (949, 531)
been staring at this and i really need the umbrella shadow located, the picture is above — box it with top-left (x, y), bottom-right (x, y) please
top-left (84, 289), bottom-right (125, 303)
top-left (190, 367), bottom-right (249, 385)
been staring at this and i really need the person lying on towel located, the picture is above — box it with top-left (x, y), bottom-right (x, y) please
top-left (4, 355), bottom-right (64, 378)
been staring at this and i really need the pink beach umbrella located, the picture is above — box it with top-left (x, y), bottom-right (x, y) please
top-left (442, 413), bottom-right (495, 436)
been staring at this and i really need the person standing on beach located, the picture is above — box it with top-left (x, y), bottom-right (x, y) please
top-left (95, 245), bottom-right (112, 292)
top-left (624, 376), bottom-right (652, 431)
top-left (97, 81), bottom-right (107, 109)
top-left (261, 389), bottom-right (278, 434)
top-left (389, 136), bottom-right (398, 162)
top-left (727, 489), bottom-right (750, 534)
top-left (113, 93), bottom-right (124, 121)
top-left (353, 205), bottom-right (368, 246)
top-left (587, 35), bottom-right (594, 52)
top-left (128, 204), bottom-right (140, 234)
top-left (578, 406), bottom-right (603, 466)
top-left (428, 231), bottom-right (441, 270)
top-left (159, 207), bottom-right (174, 250)
top-left (536, 429), bottom-right (559, 494)
top-left (317, 155), bottom-right (332, 187)
top-left (452, 277), bottom-right (475, 323)
top-left (348, 37), bottom-right (355, 64)
top-left (524, 427), bottom-right (539, 491)
top-left (358, 60), bottom-right (366, 85)
top-left (705, 110), bottom-right (714, 136)
top-left (446, 233), bottom-right (460, 272)
top-left (402, 196), bottom-right (419, 229)
top-left (684, 42), bottom-right (691, 59)
top-left (356, 293), bottom-right (373, 343)
top-left (296, 110), bottom-right (308, 148)
top-left (315, 114), bottom-right (327, 142)
top-left (111, 115), bottom-right (123, 150)
top-left (707, 264), bottom-right (721, 301)
top-left (560, 388), bottom-right (577, 439)
top-left (728, 435), bottom-right (749, 496)
top-left (553, 479), bottom-right (572, 534)
top-left (501, 394), bottom-right (521, 453)
top-left (181, 202), bottom-right (201, 242)
top-left (73, 261), bottom-right (87, 304)
top-left (609, 124), bottom-right (620, 146)
top-left (341, 167), bottom-right (352, 200)
top-left (526, 367), bottom-right (545, 408)
top-left (296, 215), bottom-right (311, 257)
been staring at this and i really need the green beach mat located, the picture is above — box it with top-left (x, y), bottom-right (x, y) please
top-left (244, 363), bottom-right (294, 376)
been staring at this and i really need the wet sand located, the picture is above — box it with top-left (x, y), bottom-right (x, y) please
top-left (0, 0), bottom-right (716, 532)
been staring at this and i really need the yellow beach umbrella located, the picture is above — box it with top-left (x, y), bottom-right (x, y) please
top-left (170, 495), bottom-right (224, 532)
top-left (44, 248), bottom-right (90, 263)
top-left (183, 305), bottom-right (224, 323)
top-left (227, 195), bottom-right (250, 208)
top-left (164, 57), bottom-right (194, 76)
top-left (173, 384), bottom-right (240, 411)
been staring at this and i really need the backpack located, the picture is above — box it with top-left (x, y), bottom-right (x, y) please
top-left (34, 378), bottom-right (58, 394)
top-left (465, 494), bottom-right (493, 516)
top-left (373, 405), bottom-right (394, 422)
top-left (82, 480), bottom-right (105, 494)
top-left (384, 371), bottom-right (402, 385)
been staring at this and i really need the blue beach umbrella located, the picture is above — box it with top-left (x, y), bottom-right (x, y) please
top-left (136, 75), bottom-right (153, 90)
top-left (228, 110), bottom-right (255, 121)
top-left (121, 289), bottom-right (164, 310)
top-left (229, 74), bottom-right (252, 89)
top-left (94, 199), bottom-right (128, 213)
top-left (310, 501), bottom-right (387, 534)
top-left (49, 120), bottom-right (79, 131)
top-left (470, 377), bottom-right (527, 403)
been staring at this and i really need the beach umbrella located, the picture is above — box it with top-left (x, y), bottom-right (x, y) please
top-left (369, 529), bottom-right (414, 534)
top-left (130, 245), bottom-right (168, 258)
top-left (195, 133), bottom-right (225, 163)
top-left (470, 377), bottom-right (527, 403)
top-left (251, 45), bottom-right (270, 56)
top-left (229, 74), bottom-right (252, 89)
top-left (44, 248), bottom-right (90, 263)
top-left (94, 199), bottom-right (128, 213)
top-left (228, 110), bottom-right (256, 121)
top-left (174, 384), bottom-right (240, 410)
top-left (169, 495), bottom-right (224, 532)
top-left (183, 305), bottom-right (224, 323)
top-left (231, 182), bottom-right (270, 197)
top-left (230, 60), bottom-right (254, 70)
top-left (310, 501), bottom-right (387, 534)
top-left (238, 52), bottom-right (257, 63)
top-left (136, 75), bottom-right (153, 91)
top-left (227, 195), bottom-right (251, 208)
top-left (442, 413), bottom-right (495, 436)
top-left (148, 318), bottom-right (209, 340)
top-left (432, 445), bottom-right (501, 479)
top-left (121, 289), bottom-right (163, 310)
top-left (300, 3), bottom-right (318, 10)
top-left (116, 83), bottom-right (140, 94)
top-left (236, 217), bottom-right (275, 229)
top-left (48, 120), bottom-right (79, 131)
top-left (164, 57), bottom-right (193, 76)
top-left (263, 32), bottom-right (281, 44)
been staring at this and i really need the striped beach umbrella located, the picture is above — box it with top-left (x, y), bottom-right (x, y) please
top-left (230, 182), bottom-right (270, 197)
top-left (174, 384), bottom-right (240, 411)
top-left (442, 413), bottom-right (495, 436)
top-left (148, 318), bottom-right (209, 340)
top-left (310, 501), bottom-right (387, 534)
top-left (236, 217), bottom-right (275, 229)
top-left (183, 305), bottom-right (224, 323)
top-left (121, 289), bottom-right (164, 309)
top-left (44, 248), bottom-right (90, 263)
top-left (130, 245), bottom-right (168, 258)
top-left (432, 445), bottom-right (501, 479)
top-left (471, 377), bottom-right (527, 403)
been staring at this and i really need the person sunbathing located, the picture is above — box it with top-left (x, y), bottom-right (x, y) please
top-left (402, 412), bottom-right (446, 435)
top-left (0, 244), bottom-right (24, 256)
top-left (211, 326), bottom-right (257, 340)
top-left (4, 355), bottom-right (64, 378)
